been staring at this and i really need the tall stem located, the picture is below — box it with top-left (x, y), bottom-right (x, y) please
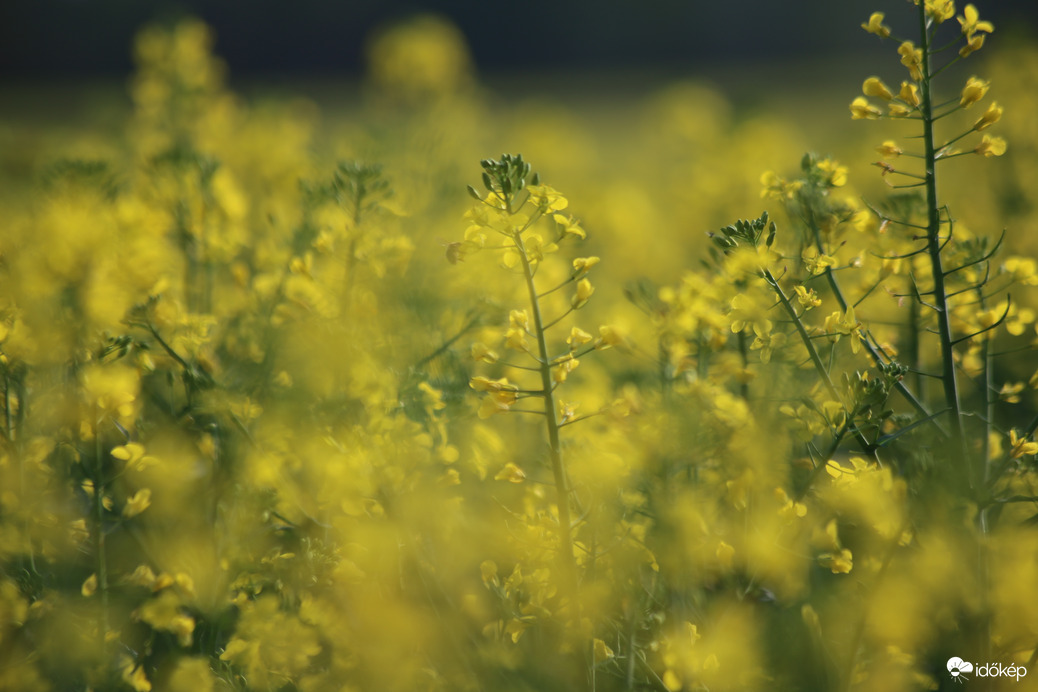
top-left (513, 230), bottom-right (580, 617)
top-left (918, 5), bottom-right (989, 665)
top-left (93, 407), bottom-right (110, 641)
top-left (918, 5), bottom-right (969, 474)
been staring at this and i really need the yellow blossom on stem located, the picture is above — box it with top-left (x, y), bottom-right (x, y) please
top-left (959, 76), bottom-right (989, 108)
top-left (553, 214), bottom-right (585, 239)
top-left (862, 12), bottom-right (891, 37)
top-left (526, 184), bottom-right (568, 212)
top-left (819, 548), bottom-right (854, 574)
top-left (898, 42), bottom-right (924, 81)
top-left (888, 103), bottom-right (912, 118)
top-left (974, 134), bottom-right (1006, 157)
top-left (750, 320), bottom-right (786, 363)
top-left (958, 4), bottom-right (994, 39)
top-left (924, 0), bottom-right (955, 23)
top-left (973, 101), bottom-right (1002, 131)
top-left (572, 278), bottom-right (594, 307)
top-left (552, 355), bottom-right (579, 383)
top-left (1000, 382), bottom-right (1025, 403)
top-left (898, 81), bottom-right (921, 108)
top-left (863, 77), bottom-right (894, 101)
top-left (573, 256), bottom-right (599, 274)
top-left (494, 462), bottom-right (527, 483)
top-left (876, 140), bottom-right (903, 158)
top-left (817, 158), bottom-right (847, 187)
top-left (123, 488), bottom-right (152, 518)
top-left (471, 342), bottom-right (499, 363)
top-left (794, 284), bottom-right (822, 309)
top-left (1009, 429), bottom-right (1038, 459)
top-left (567, 326), bottom-right (593, 349)
top-left (959, 33), bottom-right (985, 57)
top-left (760, 170), bottom-right (804, 199)
top-left (850, 96), bottom-right (882, 120)
top-left (802, 246), bottom-right (837, 275)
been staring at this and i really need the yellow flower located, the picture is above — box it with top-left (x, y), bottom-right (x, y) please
top-left (494, 462), bottom-right (526, 483)
top-left (760, 170), bottom-right (804, 199)
top-left (876, 140), bottom-right (903, 158)
top-left (802, 246), bottom-right (837, 275)
top-left (819, 548), bottom-right (854, 574)
top-left (123, 488), bottom-right (152, 518)
top-left (862, 12), bottom-right (891, 37)
top-left (958, 4), bottom-right (994, 39)
top-left (471, 342), bottom-right (500, 363)
top-left (572, 278), bottom-right (595, 307)
top-left (750, 320), bottom-right (786, 363)
top-left (888, 103), bottom-right (912, 118)
top-left (593, 638), bottom-right (615, 663)
top-left (478, 391), bottom-right (518, 418)
top-left (974, 134), bottom-right (1006, 157)
top-left (898, 81), bottom-right (921, 107)
top-left (973, 101), bottom-right (1002, 131)
top-left (596, 324), bottom-right (627, 350)
top-left (509, 309), bottom-right (529, 331)
top-left (526, 184), bottom-right (568, 212)
top-left (567, 326), bottom-right (594, 349)
top-left (1000, 382), bottom-right (1025, 403)
top-left (959, 76), bottom-right (989, 108)
top-left (552, 355), bottom-right (579, 383)
top-left (553, 214), bottom-right (586, 239)
top-left (120, 655), bottom-right (152, 692)
top-left (82, 573), bottom-right (98, 597)
top-left (898, 41), bottom-right (924, 81)
top-left (469, 375), bottom-right (518, 393)
top-left (794, 284), bottom-right (821, 309)
top-left (850, 96), bottom-right (882, 120)
top-left (136, 590), bottom-right (195, 646)
top-left (111, 442), bottom-right (159, 471)
top-left (863, 77), bottom-right (894, 101)
top-left (825, 306), bottom-right (864, 354)
top-left (959, 33), bottom-right (985, 57)
top-left (1009, 429), bottom-right (1038, 459)
top-left (924, 0), bottom-right (955, 23)
top-left (572, 256), bottom-right (600, 274)
top-left (817, 158), bottom-right (847, 187)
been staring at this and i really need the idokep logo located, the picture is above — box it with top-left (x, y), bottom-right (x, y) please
top-left (947, 656), bottom-right (1028, 683)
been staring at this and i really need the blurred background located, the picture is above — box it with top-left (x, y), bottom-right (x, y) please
top-left (3, 0), bottom-right (1037, 79)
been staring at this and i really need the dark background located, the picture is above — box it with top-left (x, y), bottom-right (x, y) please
top-left (2, 0), bottom-right (1037, 80)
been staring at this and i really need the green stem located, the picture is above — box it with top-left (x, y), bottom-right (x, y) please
top-left (808, 221), bottom-right (941, 435)
top-left (93, 406), bottom-right (110, 642)
top-left (513, 229), bottom-right (580, 623)
top-left (918, 3), bottom-right (969, 476)
top-left (763, 269), bottom-right (877, 460)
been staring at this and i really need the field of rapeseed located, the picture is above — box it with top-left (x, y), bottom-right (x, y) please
top-left (2, 2), bottom-right (1038, 691)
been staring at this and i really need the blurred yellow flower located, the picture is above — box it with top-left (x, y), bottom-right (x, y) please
top-left (960, 76), bottom-right (990, 108)
top-left (958, 4), bottom-right (994, 38)
top-left (862, 12), bottom-right (892, 37)
top-left (876, 140), bottom-right (904, 157)
top-left (850, 96), bottom-right (882, 120)
top-left (898, 81), bottom-right (921, 107)
top-left (973, 101), bottom-right (1002, 130)
top-left (898, 42), bottom-right (924, 81)
top-left (974, 134), bottom-right (1006, 157)
top-left (863, 77), bottom-right (894, 101)
top-left (123, 488), bottom-right (152, 518)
